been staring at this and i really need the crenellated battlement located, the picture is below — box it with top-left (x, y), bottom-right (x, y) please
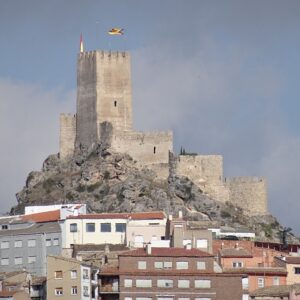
top-left (78, 50), bottom-right (128, 61)
top-left (225, 176), bottom-right (265, 183)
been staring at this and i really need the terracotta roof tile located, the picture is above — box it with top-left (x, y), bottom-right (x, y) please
top-left (21, 210), bottom-right (60, 223)
top-left (219, 248), bottom-right (252, 258)
top-left (223, 267), bottom-right (287, 275)
top-left (67, 211), bottom-right (166, 220)
top-left (120, 247), bottom-right (213, 257)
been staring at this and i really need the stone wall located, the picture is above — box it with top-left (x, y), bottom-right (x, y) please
top-left (175, 155), bottom-right (229, 202)
top-left (111, 130), bottom-right (173, 178)
top-left (225, 177), bottom-right (267, 216)
top-left (59, 114), bottom-right (76, 159)
top-left (76, 50), bottom-right (132, 148)
top-left (76, 51), bottom-right (98, 148)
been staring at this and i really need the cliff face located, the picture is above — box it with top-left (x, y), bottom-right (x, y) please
top-left (12, 144), bottom-right (294, 242)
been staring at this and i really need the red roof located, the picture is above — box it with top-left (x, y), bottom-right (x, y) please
top-left (120, 247), bottom-right (213, 257)
top-left (277, 256), bottom-right (300, 264)
top-left (67, 211), bottom-right (166, 220)
top-left (21, 209), bottom-right (60, 223)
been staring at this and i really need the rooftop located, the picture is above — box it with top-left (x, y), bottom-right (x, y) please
top-left (120, 247), bottom-right (213, 257)
top-left (250, 284), bottom-right (300, 297)
top-left (67, 211), bottom-right (166, 220)
top-left (219, 247), bottom-right (252, 258)
top-left (223, 267), bottom-right (287, 275)
top-left (276, 256), bottom-right (300, 264)
top-left (0, 221), bottom-right (60, 236)
top-left (21, 209), bottom-right (60, 223)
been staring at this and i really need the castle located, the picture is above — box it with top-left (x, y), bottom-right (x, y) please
top-left (59, 50), bottom-right (267, 216)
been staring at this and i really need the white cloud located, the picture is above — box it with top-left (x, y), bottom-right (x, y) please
top-left (0, 79), bottom-right (75, 213)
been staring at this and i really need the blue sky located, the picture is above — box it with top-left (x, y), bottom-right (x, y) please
top-left (1, 0), bottom-right (300, 234)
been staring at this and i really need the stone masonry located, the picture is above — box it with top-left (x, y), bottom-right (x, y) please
top-left (59, 49), bottom-right (268, 216)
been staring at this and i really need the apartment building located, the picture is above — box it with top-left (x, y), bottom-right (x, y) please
top-left (99, 246), bottom-right (243, 300)
top-left (47, 255), bottom-right (98, 300)
top-left (60, 212), bottom-right (167, 249)
top-left (0, 221), bottom-right (61, 276)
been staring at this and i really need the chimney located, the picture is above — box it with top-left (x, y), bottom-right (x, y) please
top-left (178, 210), bottom-right (183, 219)
top-left (235, 242), bottom-right (239, 249)
top-left (146, 243), bottom-right (152, 255)
top-left (104, 244), bottom-right (110, 254)
top-left (185, 243), bottom-right (192, 250)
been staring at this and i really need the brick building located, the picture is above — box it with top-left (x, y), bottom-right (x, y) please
top-left (99, 246), bottom-right (243, 300)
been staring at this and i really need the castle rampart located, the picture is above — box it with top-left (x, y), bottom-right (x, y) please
top-left (59, 114), bottom-right (76, 159)
top-left (225, 177), bottom-right (267, 216)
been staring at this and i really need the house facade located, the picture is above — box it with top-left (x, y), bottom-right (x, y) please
top-left (275, 256), bottom-right (300, 285)
top-left (47, 255), bottom-right (98, 300)
top-left (99, 246), bottom-right (243, 300)
top-left (60, 212), bottom-right (167, 249)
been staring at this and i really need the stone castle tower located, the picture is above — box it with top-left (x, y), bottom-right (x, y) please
top-left (60, 49), bottom-right (267, 216)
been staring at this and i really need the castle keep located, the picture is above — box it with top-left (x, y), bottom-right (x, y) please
top-left (60, 49), bottom-right (267, 216)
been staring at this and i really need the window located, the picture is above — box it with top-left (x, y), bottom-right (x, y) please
top-left (14, 257), bottom-right (22, 265)
top-left (176, 261), bottom-right (188, 269)
top-left (183, 239), bottom-right (192, 246)
top-left (295, 268), bottom-right (300, 274)
top-left (53, 238), bottom-right (59, 246)
top-left (242, 277), bottom-right (249, 289)
top-left (83, 286), bottom-right (89, 297)
top-left (138, 261), bottom-right (147, 269)
top-left (55, 271), bottom-right (63, 279)
top-left (70, 223), bottom-right (77, 232)
top-left (71, 270), bottom-right (77, 279)
top-left (273, 277), bottom-right (279, 286)
top-left (124, 279), bottom-right (133, 287)
top-left (1, 241), bottom-right (9, 249)
top-left (46, 239), bottom-right (52, 247)
top-left (28, 256), bottom-right (36, 264)
top-left (114, 100), bottom-right (117, 107)
top-left (115, 223), bottom-right (126, 232)
top-left (71, 286), bottom-right (77, 295)
top-left (55, 287), bottom-right (63, 296)
top-left (157, 279), bottom-right (173, 288)
top-left (195, 298), bottom-right (211, 300)
top-left (153, 146), bottom-right (156, 154)
top-left (136, 298), bottom-right (152, 300)
top-left (1, 225), bottom-right (8, 230)
top-left (101, 223), bottom-right (111, 232)
top-left (155, 261), bottom-right (163, 269)
top-left (14, 240), bottom-right (22, 248)
top-left (195, 279), bottom-right (211, 288)
top-left (197, 261), bottom-right (206, 270)
top-left (86, 223), bottom-right (95, 232)
top-left (83, 269), bottom-right (89, 279)
top-left (136, 279), bottom-right (152, 288)
top-left (125, 298), bottom-right (132, 300)
top-left (178, 298), bottom-right (190, 300)
top-left (258, 277), bottom-right (264, 288)
top-left (196, 239), bottom-right (208, 248)
top-left (178, 280), bottom-right (190, 288)
top-left (232, 261), bottom-right (243, 268)
top-left (28, 239), bottom-right (36, 247)
top-left (1, 258), bottom-right (8, 266)
top-left (164, 261), bottom-right (172, 269)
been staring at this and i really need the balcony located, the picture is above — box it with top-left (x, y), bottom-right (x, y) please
top-left (100, 284), bottom-right (119, 293)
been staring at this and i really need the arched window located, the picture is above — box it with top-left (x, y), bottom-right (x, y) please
top-left (153, 146), bottom-right (156, 154)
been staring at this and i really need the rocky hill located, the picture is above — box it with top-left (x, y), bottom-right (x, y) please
top-left (12, 143), bottom-right (297, 243)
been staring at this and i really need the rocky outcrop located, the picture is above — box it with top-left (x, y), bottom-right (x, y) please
top-left (12, 144), bottom-right (296, 242)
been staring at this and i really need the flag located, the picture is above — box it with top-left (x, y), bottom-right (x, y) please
top-left (108, 28), bottom-right (124, 35)
top-left (79, 33), bottom-right (84, 53)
